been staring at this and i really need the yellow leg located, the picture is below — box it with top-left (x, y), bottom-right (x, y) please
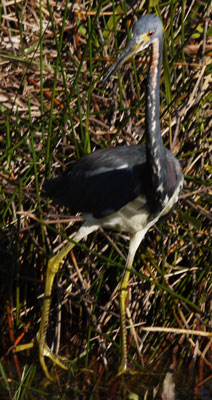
top-left (119, 266), bottom-right (132, 372)
top-left (118, 230), bottom-right (146, 374)
top-left (37, 240), bottom-right (76, 380)
top-left (37, 223), bottom-right (99, 380)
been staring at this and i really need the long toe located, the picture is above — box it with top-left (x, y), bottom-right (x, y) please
top-left (39, 342), bottom-right (68, 380)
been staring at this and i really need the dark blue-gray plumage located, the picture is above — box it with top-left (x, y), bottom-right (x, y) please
top-left (45, 146), bottom-right (182, 219)
top-left (38, 14), bottom-right (183, 379)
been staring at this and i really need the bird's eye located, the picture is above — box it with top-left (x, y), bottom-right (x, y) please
top-left (148, 30), bottom-right (155, 37)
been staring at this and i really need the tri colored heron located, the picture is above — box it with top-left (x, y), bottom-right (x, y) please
top-left (37, 14), bottom-right (183, 379)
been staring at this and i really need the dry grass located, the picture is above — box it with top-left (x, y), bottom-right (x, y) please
top-left (0, 0), bottom-right (212, 399)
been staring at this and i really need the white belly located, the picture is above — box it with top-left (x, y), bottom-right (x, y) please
top-left (101, 195), bottom-right (149, 233)
top-left (84, 180), bottom-right (183, 238)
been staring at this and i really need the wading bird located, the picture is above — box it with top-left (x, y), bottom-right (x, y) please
top-left (37, 14), bottom-right (183, 379)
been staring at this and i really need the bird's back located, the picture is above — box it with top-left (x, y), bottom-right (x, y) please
top-left (44, 145), bottom-right (147, 218)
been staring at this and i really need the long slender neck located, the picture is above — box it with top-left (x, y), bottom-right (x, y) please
top-left (145, 37), bottom-right (166, 211)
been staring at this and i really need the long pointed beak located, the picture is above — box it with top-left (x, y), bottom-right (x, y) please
top-left (102, 33), bottom-right (149, 86)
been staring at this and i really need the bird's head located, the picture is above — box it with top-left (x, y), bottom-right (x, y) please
top-left (102, 14), bottom-right (163, 85)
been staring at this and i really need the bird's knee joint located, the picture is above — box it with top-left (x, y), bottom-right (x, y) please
top-left (47, 256), bottom-right (60, 274)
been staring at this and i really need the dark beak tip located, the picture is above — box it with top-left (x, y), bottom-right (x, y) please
top-left (101, 75), bottom-right (108, 88)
